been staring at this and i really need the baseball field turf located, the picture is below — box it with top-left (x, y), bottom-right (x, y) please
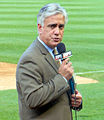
top-left (0, 0), bottom-right (104, 119)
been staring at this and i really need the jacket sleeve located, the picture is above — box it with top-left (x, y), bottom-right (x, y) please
top-left (17, 58), bottom-right (70, 109)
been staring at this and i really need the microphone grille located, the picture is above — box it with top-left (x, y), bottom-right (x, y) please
top-left (57, 43), bottom-right (66, 54)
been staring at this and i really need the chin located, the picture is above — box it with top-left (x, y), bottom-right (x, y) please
top-left (53, 42), bottom-right (60, 48)
top-left (50, 41), bottom-right (61, 48)
top-left (55, 41), bottom-right (61, 45)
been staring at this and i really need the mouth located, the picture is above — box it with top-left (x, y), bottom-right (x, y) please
top-left (53, 38), bottom-right (60, 42)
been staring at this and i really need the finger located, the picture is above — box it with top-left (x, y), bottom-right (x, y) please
top-left (71, 98), bottom-right (75, 102)
top-left (66, 61), bottom-right (72, 67)
top-left (75, 90), bottom-right (78, 94)
top-left (71, 102), bottom-right (79, 107)
top-left (72, 98), bottom-right (82, 104)
top-left (71, 99), bottom-right (81, 105)
top-left (71, 98), bottom-right (81, 103)
top-left (62, 58), bottom-right (70, 65)
top-left (71, 101), bottom-right (80, 105)
top-left (71, 101), bottom-right (81, 107)
top-left (71, 94), bottom-right (75, 98)
top-left (72, 93), bottom-right (82, 99)
top-left (72, 104), bottom-right (80, 108)
top-left (76, 94), bottom-right (82, 99)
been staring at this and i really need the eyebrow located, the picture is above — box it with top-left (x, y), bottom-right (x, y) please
top-left (47, 24), bottom-right (64, 28)
top-left (47, 24), bottom-right (57, 27)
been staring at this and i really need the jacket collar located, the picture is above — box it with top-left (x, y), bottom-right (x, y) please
top-left (35, 37), bottom-right (59, 73)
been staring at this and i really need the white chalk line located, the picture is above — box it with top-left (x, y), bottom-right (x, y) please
top-left (75, 70), bottom-right (104, 75)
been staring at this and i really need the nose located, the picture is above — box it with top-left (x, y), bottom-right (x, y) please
top-left (54, 27), bottom-right (60, 36)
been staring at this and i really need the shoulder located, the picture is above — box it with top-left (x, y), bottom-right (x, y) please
top-left (17, 39), bottom-right (46, 68)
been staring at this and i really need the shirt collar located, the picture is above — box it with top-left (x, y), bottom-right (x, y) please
top-left (38, 36), bottom-right (53, 52)
top-left (38, 36), bottom-right (54, 58)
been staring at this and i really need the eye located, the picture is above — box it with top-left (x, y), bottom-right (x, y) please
top-left (59, 24), bottom-right (64, 30)
top-left (48, 24), bottom-right (57, 29)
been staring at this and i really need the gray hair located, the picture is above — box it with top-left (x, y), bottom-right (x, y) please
top-left (37, 3), bottom-right (68, 26)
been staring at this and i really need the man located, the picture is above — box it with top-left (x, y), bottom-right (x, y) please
top-left (16, 3), bottom-right (82, 120)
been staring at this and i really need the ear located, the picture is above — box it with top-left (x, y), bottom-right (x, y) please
top-left (38, 24), bottom-right (43, 34)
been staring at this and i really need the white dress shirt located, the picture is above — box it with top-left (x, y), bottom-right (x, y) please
top-left (38, 36), bottom-right (54, 58)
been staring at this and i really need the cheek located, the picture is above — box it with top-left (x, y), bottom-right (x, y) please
top-left (61, 30), bottom-right (64, 35)
top-left (48, 31), bottom-right (53, 38)
top-left (42, 30), bottom-right (50, 38)
top-left (44, 28), bottom-right (52, 35)
top-left (59, 31), bottom-right (63, 38)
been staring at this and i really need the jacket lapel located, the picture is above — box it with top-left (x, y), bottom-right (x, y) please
top-left (35, 38), bottom-right (59, 73)
top-left (45, 53), bottom-right (59, 73)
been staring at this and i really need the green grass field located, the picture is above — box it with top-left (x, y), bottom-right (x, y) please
top-left (0, 0), bottom-right (104, 120)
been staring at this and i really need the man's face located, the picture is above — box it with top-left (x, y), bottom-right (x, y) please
top-left (38, 14), bottom-right (65, 48)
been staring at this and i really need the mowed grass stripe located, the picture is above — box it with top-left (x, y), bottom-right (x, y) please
top-left (1, 26), bottom-right (104, 34)
top-left (0, 19), bottom-right (104, 26)
top-left (0, 9), bottom-right (103, 14)
top-left (1, 26), bottom-right (103, 34)
top-left (65, 33), bottom-right (104, 40)
top-left (0, 1), bottom-right (101, 5)
top-left (0, 4), bottom-right (101, 8)
top-left (0, 26), bottom-right (104, 35)
top-left (1, 10), bottom-right (104, 15)
top-left (1, 18), bottom-right (103, 25)
top-left (0, 29), bottom-right (34, 34)
top-left (0, 0), bottom-right (104, 5)
top-left (68, 24), bottom-right (104, 29)
top-left (0, 25), bottom-right (36, 30)
top-left (67, 29), bottom-right (104, 34)
top-left (0, 3), bottom-right (103, 11)
top-left (0, 1), bottom-right (47, 4)
top-left (0, 37), bottom-right (34, 43)
top-left (0, 15), bottom-right (35, 19)
top-left (70, 18), bottom-right (104, 24)
top-left (0, 32), bottom-right (35, 37)
top-left (0, 1), bottom-right (103, 8)
top-left (1, 16), bottom-right (103, 22)
top-left (0, 13), bottom-right (103, 18)
top-left (0, 21), bottom-right (36, 25)
top-left (0, 16), bottom-right (104, 26)
top-left (0, 0), bottom-right (104, 65)
top-left (0, 11), bottom-right (103, 22)
top-left (0, 4), bottom-right (44, 8)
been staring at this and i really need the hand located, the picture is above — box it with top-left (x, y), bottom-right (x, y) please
top-left (71, 90), bottom-right (82, 108)
top-left (58, 58), bottom-right (74, 80)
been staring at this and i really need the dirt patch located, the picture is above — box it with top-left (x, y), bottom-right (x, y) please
top-left (0, 62), bottom-right (17, 90)
top-left (0, 62), bottom-right (98, 90)
top-left (75, 76), bottom-right (98, 84)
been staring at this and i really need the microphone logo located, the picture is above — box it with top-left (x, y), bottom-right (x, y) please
top-left (54, 51), bottom-right (72, 61)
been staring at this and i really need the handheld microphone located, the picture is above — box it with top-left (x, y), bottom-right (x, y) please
top-left (56, 43), bottom-right (75, 94)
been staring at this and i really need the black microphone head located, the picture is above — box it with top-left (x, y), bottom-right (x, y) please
top-left (57, 43), bottom-right (66, 54)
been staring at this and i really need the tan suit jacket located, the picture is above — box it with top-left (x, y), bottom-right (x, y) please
top-left (16, 38), bottom-right (73, 120)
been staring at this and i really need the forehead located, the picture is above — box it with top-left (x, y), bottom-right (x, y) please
top-left (44, 14), bottom-right (65, 25)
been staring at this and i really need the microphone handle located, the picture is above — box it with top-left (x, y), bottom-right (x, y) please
top-left (61, 59), bottom-right (75, 94)
top-left (68, 77), bottom-right (75, 94)
top-left (55, 48), bottom-right (75, 94)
